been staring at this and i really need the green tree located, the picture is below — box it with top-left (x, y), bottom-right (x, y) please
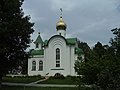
top-left (75, 28), bottom-right (120, 90)
top-left (0, 0), bottom-right (34, 87)
top-left (110, 28), bottom-right (120, 57)
top-left (75, 50), bottom-right (100, 84)
top-left (75, 41), bottom-right (100, 87)
top-left (97, 28), bottom-right (120, 90)
top-left (78, 41), bottom-right (91, 62)
top-left (97, 56), bottom-right (120, 90)
top-left (93, 42), bottom-right (106, 59)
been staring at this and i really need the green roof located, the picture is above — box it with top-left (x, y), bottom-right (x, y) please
top-left (30, 49), bottom-right (44, 55)
top-left (75, 47), bottom-right (84, 55)
top-left (34, 35), bottom-right (43, 44)
top-left (66, 38), bottom-right (76, 45)
top-left (44, 38), bottom-right (77, 46)
top-left (44, 40), bottom-right (48, 46)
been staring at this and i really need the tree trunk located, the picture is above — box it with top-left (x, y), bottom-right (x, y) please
top-left (0, 82), bottom-right (1, 88)
top-left (0, 75), bottom-right (2, 88)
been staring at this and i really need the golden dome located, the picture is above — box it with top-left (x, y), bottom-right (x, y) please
top-left (56, 16), bottom-right (67, 30)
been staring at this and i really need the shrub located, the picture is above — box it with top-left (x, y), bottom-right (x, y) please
top-left (52, 73), bottom-right (65, 79)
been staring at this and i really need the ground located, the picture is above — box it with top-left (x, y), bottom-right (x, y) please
top-left (1, 75), bottom-right (92, 90)
top-left (2, 75), bottom-right (44, 83)
top-left (38, 77), bottom-right (77, 84)
top-left (1, 86), bottom-right (91, 90)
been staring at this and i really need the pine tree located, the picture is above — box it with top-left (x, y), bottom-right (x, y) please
top-left (0, 0), bottom-right (34, 87)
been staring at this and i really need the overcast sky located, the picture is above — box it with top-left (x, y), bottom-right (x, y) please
top-left (22, 0), bottom-right (120, 47)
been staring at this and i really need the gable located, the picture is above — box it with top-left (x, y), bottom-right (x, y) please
top-left (34, 35), bottom-right (43, 44)
top-left (44, 35), bottom-right (77, 47)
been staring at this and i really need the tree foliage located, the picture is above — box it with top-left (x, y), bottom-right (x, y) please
top-left (78, 41), bottom-right (91, 62)
top-left (93, 42), bottom-right (106, 59)
top-left (97, 28), bottom-right (120, 89)
top-left (0, 0), bottom-right (34, 86)
top-left (75, 28), bottom-right (120, 90)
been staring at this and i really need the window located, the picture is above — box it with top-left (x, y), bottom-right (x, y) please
top-left (39, 61), bottom-right (43, 71)
top-left (56, 48), bottom-right (60, 59)
top-left (59, 33), bottom-right (61, 35)
top-left (32, 61), bottom-right (36, 71)
top-left (36, 43), bottom-right (39, 48)
top-left (56, 48), bottom-right (60, 67)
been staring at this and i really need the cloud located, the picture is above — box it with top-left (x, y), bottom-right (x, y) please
top-left (51, 0), bottom-right (80, 11)
top-left (22, 0), bottom-right (120, 47)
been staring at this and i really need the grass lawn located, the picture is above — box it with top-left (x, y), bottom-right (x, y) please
top-left (2, 75), bottom-right (44, 83)
top-left (38, 77), bottom-right (77, 85)
top-left (1, 86), bottom-right (92, 90)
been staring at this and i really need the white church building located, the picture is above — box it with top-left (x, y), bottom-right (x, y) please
top-left (28, 13), bottom-right (84, 76)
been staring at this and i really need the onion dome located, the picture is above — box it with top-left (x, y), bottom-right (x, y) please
top-left (56, 16), bottom-right (67, 30)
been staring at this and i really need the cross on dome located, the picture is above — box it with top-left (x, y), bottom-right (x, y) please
top-left (56, 8), bottom-right (67, 30)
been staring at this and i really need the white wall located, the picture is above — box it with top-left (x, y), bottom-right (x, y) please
top-left (45, 36), bottom-right (76, 76)
top-left (70, 46), bottom-right (76, 76)
top-left (57, 30), bottom-right (66, 37)
top-left (45, 36), bottom-right (67, 76)
top-left (28, 56), bottom-right (44, 76)
top-left (28, 36), bottom-right (78, 76)
top-left (35, 44), bottom-right (42, 50)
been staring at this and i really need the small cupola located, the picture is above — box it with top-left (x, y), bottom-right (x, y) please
top-left (34, 32), bottom-right (43, 49)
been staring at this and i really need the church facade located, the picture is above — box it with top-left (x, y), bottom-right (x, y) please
top-left (28, 14), bottom-right (84, 76)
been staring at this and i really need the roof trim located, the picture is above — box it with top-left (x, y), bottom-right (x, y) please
top-left (34, 35), bottom-right (43, 44)
top-left (44, 35), bottom-right (77, 46)
top-left (29, 49), bottom-right (44, 56)
top-left (44, 35), bottom-right (67, 46)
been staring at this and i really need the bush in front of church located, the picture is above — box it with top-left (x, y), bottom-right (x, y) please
top-left (51, 73), bottom-right (65, 79)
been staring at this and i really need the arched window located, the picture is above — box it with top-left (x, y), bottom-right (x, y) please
top-left (36, 43), bottom-right (39, 48)
top-left (32, 61), bottom-right (36, 71)
top-left (56, 48), bottom-right (60, 67)
top-left (59, 33), bottom-right (61, 35)
top-left (39, 61), bottom-right (43, 71)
